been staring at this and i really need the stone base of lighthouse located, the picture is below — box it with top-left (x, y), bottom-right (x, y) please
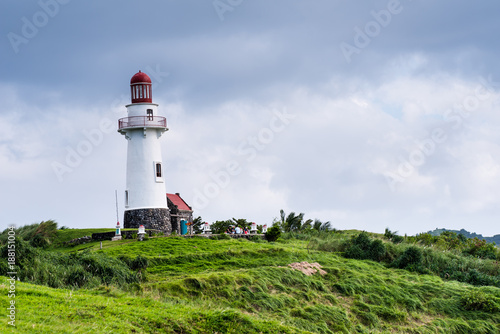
top-left (124, 208), bottom-right (171, 234)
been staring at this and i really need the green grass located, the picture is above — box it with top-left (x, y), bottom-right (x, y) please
top-left (0, 277), bottom-right (298, 333)
top-left (1, 231), bottom-right (500, 333)
top-left (53, 228), bottom-right (113, 244)
top-left (52, 228), bottom-right (140, 245)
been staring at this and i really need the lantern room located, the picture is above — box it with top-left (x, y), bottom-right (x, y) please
top-left (130, 70), bottom-right (152, 103)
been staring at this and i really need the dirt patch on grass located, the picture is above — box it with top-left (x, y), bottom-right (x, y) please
top-left (288, 262), bottom-right (327, 276)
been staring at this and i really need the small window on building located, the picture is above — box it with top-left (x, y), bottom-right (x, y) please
top-left (125, 190), bottom-right (129, 207)
top-left (154, 161), bottom-right (164, 182)
top-left (147, 109), bottom-right (153, 120)
top-left (156, 163), bottom-right (162, 178)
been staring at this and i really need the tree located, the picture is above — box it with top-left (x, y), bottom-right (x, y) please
top-left (210, 220), bottom-right (233, 234)
top-left (393, 246), bottom-right (423, 270)
top-left (301, 219), bottom-right (313, 231)
top-left (344, 232), bottom-right (386, 262)
top-left (277, 209), bottom-right (305, 232)
top-left (320, 221), bottom-right (332, 231)
top-left (312, 219), bottom-right (331, 231)
top-left (231, 218), bottom-right (251, 230)
top-left (265, 225), bottom-right (281, 242)
top-left (192, 216), bottom-right (204, 234)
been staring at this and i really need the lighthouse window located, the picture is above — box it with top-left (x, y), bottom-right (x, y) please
top-left (156, 163), bottom-right (162, 178)
top-left (154, 161), bottom-right (163, 182)
top-left (125, 190), bottom-right (129, 207)
top-left (146, 86), bottom-right (149, 99)
top-left (139, 85), bottom-right (143, 98)
top-left (147, 109), bottom-right (153, 120)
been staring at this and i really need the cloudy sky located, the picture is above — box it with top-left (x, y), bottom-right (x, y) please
top-left (2, 0), bottom-right (500, 236)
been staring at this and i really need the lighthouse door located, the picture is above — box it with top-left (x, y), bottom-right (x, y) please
top-left (147, 109), bottom-right (153, 120)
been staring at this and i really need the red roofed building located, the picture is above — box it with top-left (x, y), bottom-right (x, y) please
top-left (167, 193), bottom-right (193, 234)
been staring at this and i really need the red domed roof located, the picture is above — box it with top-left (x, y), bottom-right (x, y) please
top-left (130, 71), bottom-right (152, 84)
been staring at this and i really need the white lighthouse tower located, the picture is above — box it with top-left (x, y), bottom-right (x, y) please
top-left (118, 71), bottom-right (171, 233)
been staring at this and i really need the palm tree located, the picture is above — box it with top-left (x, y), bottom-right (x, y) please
top-left (192, 216), bottom-right (203, 234)
top-left (278, 209), bottom-right (306, 232)
top-left (231, 218), bottom-right (251, 229)
top-left (300, 219), bottom-right (313, 231)
top-left (312, 219), bottom-right (323, 231)
top-left (320, 221), bottom-right (332, 231)
top-left (312, 219), bottom-right (331, 231)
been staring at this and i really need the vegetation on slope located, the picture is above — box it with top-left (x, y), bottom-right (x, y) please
top-left (306, 229), bottom-right (500, 288)
top-left (0, 220), bottom-right (499, 333)
top-left (427, 228), bottom-right (500, 246)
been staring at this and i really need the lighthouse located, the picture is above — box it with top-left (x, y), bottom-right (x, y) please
top-left (118, 71), bottom-right (171, 233)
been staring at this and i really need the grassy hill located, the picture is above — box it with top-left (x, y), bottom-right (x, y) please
top-left (1, 227), bottom-right (500, 333)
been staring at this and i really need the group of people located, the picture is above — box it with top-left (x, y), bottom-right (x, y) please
top-left (226, 226), bottom-right (250, 234)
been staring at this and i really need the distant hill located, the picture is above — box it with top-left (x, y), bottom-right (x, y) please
top-left (426, 228), bottom-right (500, 245)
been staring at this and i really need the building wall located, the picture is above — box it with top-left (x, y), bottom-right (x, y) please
top-left (167, 197), bottom-right (193, 234)
top-left (125, 127), bottom-right (168, 210)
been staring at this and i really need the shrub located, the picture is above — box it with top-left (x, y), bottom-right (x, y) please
top-left (464, 269), bottom-right (499, 287)
top-left (463, 238), bottom-right (498, 260)
top-left (0, 220), bottom-right (59, 248)
top-left (249, 235), bottom-right (263, 243)
top-left (211, 233), bottom-right (230, 240)
top-left (66, 265), bottom-right (89, 288)
top-left (368, 239), bottom-right (386, 262)
top-left (118, 255), bottom-right (132, 267)
top-left (353, 232), bottom-right (372, 251)
top-left (345, 244), bottom-right (365, 260)
top-left (130, 255), bottom-right (149, 271)
top-left (461, 290), bottom-right (500, 312)
top-left (1, 237), bottom-right (37, 263)
top-left (210, 220), bottom-right (233, 234)
top-left (343, 232), bottom-right (386, 262)
top-left (392, 246), bottom-right (423, 270)
top-left (384, 228), bottom-right (395, 240)
top-left (0, 246), bottom-right (140, 289)
top-left (415, 233), bottom-right (437, 246)
top-left (265, 226), bottom-right (281, 242)
top-left (391, 235), bottom-right (404, 244)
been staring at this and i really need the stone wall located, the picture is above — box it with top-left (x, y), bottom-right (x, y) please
top-left (65, 236), bottom-right (92, 245)
top-left (91, 229), bottom-right (164, 241)
top-left (124, 208), bottom-right (171, 234)
top-left (170, 210), bottom-right (193, 234)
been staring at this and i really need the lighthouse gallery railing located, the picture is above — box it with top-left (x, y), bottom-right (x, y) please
top-left (118, 116), bottom-right (167, 130)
